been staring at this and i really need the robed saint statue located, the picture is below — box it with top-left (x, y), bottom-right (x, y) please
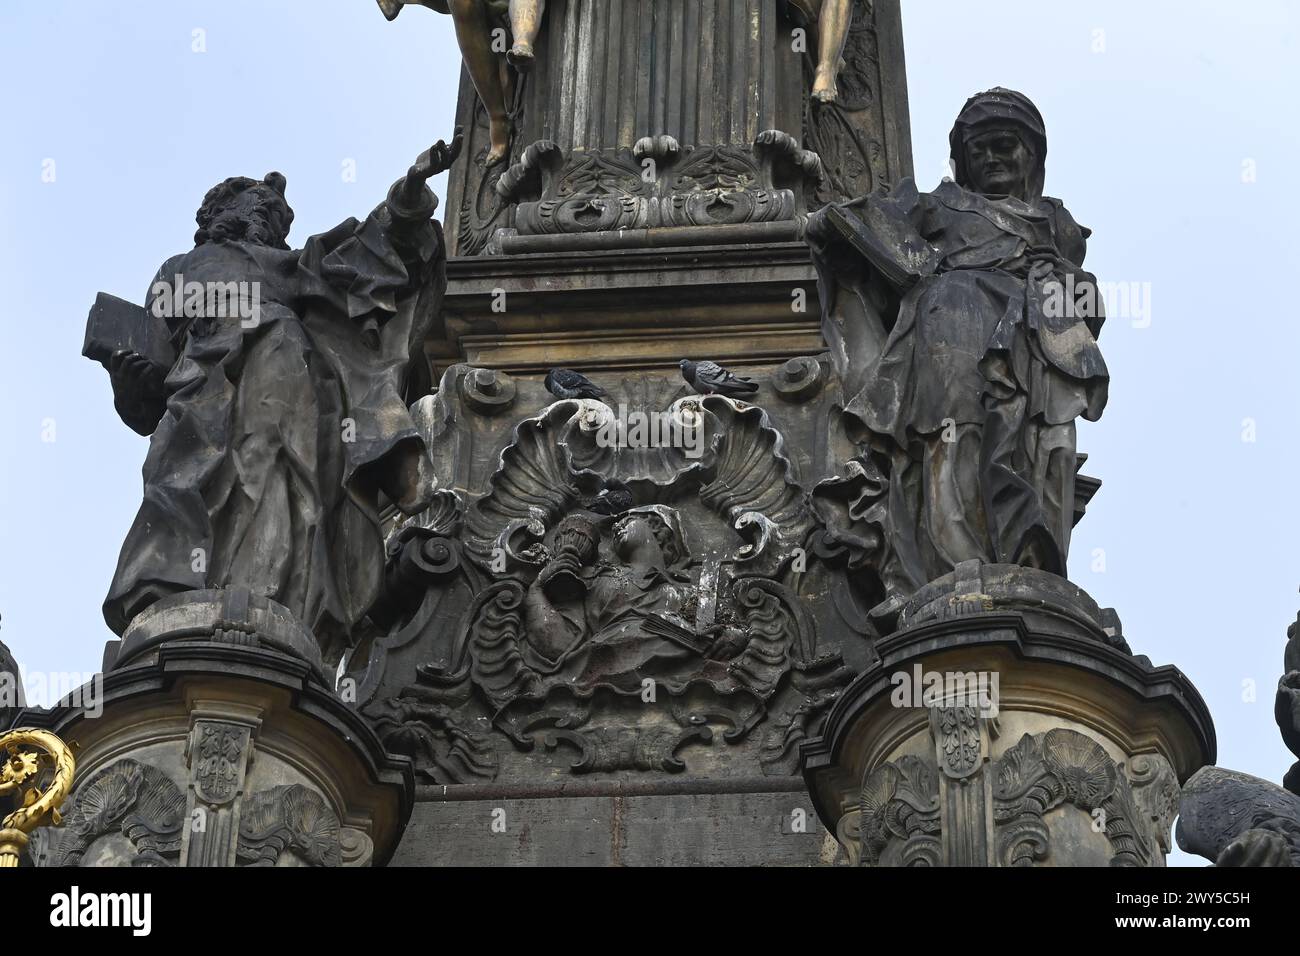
top-left (809, 89), bottom-right (1108, 619)
top-left (91, 132), bottom-right (463, 660)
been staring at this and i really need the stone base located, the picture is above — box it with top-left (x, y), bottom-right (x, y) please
top-left (801, 564), bottom-right (1215, 867)
top-left (432, 240), bottom-right (823, 375)
top-left (22, 592), bottom-right (413, 867)
top-left (109, 587), bottom-right (327, 681)
top-left (390, 778), bottom-right (841, 866)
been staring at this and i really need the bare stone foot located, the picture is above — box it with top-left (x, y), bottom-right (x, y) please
top-left (507, 43), bottom-right (535, 73)
top-left (812, 66), bottom-right (839, 103)
top-left (485, 116), bottom-right (511, 166)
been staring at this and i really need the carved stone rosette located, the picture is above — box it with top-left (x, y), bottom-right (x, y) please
top-left (801, 564), bottom-right (1214, 866)
top-left (17, 592), bottom-right (411, 867)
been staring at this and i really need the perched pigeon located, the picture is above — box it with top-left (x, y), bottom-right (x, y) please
top-left (680, 359), bottom-right (759, 397)
top-left (589, 480), bottom-right (634, 516)
top-left (544, 367), bottom-right (609, 400)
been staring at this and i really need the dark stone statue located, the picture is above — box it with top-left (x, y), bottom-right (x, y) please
top-left (1176, 610), bottom-right (1300, 866)
top-left (0, 622), bottom-right (22, 731)
top-left (89, 133), bottom-right (463, 661)
top-left (808, 88), bottom-right (1108, 616)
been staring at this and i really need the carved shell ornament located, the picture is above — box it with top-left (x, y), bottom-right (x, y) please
top-left (1042, 728), bottom-right (1119, 807)
top-left (458, 394), bottom-right (819, 578)
top-left (48, 758), bottom-right (186, 867)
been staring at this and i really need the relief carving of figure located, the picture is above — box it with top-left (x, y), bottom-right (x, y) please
top-left (522, 507), bottom-right (766, 697)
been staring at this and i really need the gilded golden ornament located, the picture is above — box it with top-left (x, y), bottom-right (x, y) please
top-left (0, 729), bottom-right (75, 868)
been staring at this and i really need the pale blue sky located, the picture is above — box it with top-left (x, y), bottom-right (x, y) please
top-left (2, 2), bottom-right (1297, 865)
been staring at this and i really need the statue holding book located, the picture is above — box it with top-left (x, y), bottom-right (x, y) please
top-left (809, 88), bottom-right (1109, 618)
top-left (84, 132), bottom-right (463, 661)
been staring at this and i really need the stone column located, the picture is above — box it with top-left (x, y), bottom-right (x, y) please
top-left (801, 563), bottom-right (1215, 867)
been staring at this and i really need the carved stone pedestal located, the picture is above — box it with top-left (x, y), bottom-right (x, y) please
top-left (800, 564), bottom-right (1215, 866)
top-left (22, 591), bottom-right (413, 867)
top-left (428, 0), bottom-right (912, 376)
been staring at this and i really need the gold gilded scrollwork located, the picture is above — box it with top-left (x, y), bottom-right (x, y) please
top-left (0, 729), bottom-right (75, 867)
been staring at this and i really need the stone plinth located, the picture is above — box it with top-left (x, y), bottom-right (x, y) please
top-left (428, 0), bottom-right (911, 376)
top-left (20, 590), bottom-right (413, 867)
top-left (429, 241), bottom-right (825, 373)
top-left (800, 563), bottom-right (1215, 866)
top-left (390, 778), bottom-right (840, 866)
top-left (446, 0), bottom-right (911, 257)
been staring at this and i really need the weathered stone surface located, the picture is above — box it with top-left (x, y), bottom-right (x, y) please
top-left (20, 615), bottom-right (414, 867)
top-left (443, 0), bottom-right (912, 256)
top-left (801, 566), bottom-right (1214, 866)
top-left (808, 88), bottom-right (1108, 624)
top-left (390, 782), bottom-right (839, 866)
top-left (0, 633), bottom-right (22, 730)
top-left (1177, 767), bottom-right (1300, 867)
top-left (88, 138), bottom-right (461, 665)
top-left (356, 377), bottom-right (871, 788)
top-left (111, 588), bottom-right (326, 682)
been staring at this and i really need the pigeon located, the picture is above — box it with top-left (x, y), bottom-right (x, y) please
top-left (544, 368), bottom-right (609, 400)
top-left (680, 359), bottom-right (759, 397)
top-left (589, 480), bottom-right (634, 516)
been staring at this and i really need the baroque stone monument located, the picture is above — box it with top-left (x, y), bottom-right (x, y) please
top-left (6, 1), bottom-right (1224, 868)
top-left (345, 0), bottom-right (918, 865)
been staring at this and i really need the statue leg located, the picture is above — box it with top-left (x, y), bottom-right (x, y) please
top-left (448, 0), bottom-right (512, 165)
top-left (813, 0), bottom-right (853, 103)
top-left (507, 0), bottom-right (544, 72)
top-left (921, 424), bottom-right (990, 572)
top-left (979, 384), bottom-right (1068, 577)
top-left (1024, 418), bottom-right (1077, 571)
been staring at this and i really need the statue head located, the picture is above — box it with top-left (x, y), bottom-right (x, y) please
top-left (194, 172), bottom-right (294, 249)
top-left (612, 506), bottom-right (689, 568)
top-left (949, 88), bottom-right (1047, 202)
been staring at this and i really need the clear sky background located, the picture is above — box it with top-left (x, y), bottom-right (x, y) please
top-left (1, 2), bottom-right (1297, 866)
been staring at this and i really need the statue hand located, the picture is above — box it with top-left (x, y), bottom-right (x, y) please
top-left (1216, 828), bottom-right (1293, 867)
top-left (109, 349), bottom-right (167, 435)
top-left (1277, 670), bottom-right (1300, 759)
top-left (109, 349), bottom-right (163, 394)
top-left (538, 557), bottom-right (586, 602)
top-left (1028, 259), bottom-right (1056, 284)
top-left (704, 626), bottom-right (751, 661)
top-left (409, 127), bottom-right (465, 184)
top-left (381, 439), bottom-right (433, 515)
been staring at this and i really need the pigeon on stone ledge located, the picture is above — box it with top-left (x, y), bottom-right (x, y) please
top-left (680, 359), bottom-right (759, 397)
top-left (544, 367), bottom-right (609, 400)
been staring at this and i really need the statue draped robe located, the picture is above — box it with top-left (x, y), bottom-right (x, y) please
top-left (809, 178), bottom-right (1108, 605)
top-left (104, 182), bottom-right (444, 659)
